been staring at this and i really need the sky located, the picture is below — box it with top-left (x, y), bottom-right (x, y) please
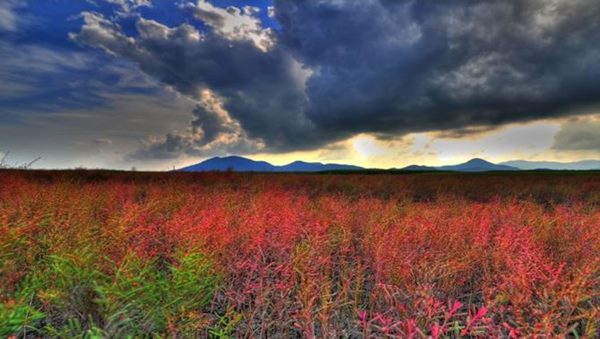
top-left (1, 0), bottom-right (599, 170)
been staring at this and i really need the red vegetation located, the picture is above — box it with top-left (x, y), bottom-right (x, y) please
top-left (1, 170), bottom-right (599, 337)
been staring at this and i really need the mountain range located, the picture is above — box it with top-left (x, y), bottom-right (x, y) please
top-left (179, 156), bottom-right (364, 172)
top-left (500, 160), bottom-right (600, 170)
top-left (179, 156), bottom-right (600, 172)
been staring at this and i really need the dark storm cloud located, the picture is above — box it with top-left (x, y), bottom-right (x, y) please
top-left (552, 117), bottom-right (600, 151)
top-left (71, 0), bottom-right (600, 158)
top-left (430, 126), bottom-right (498, 140)
top-left (275, 0), bottom-right (600, 136)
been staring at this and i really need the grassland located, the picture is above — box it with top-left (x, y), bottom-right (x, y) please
top-left (1, 170), bottom-right (599, 337)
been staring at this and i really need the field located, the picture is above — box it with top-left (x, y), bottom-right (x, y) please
top-left (1, 170), bottom-right (599, 338)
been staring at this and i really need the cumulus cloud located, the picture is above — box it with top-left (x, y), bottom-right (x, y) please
top-left (183, 0), bottom-right (275, 51)
top-left (190, 90), bottom-right (237, 142)
top-left (69, 12), bottom-right (138, 56)
top-left (71, 0), bottom-right (600, 160)
top-left (71, 7), bottom-right (317, 159)
top-left (552, 116), bottom-right (600, 151)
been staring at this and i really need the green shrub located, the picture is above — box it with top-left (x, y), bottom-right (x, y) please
top-left (30, 254), bottom-right (108, 327)
top-left (3, 251), bottom-right (221, 337)
top-left (98, 252), bottom-right (221, 337)
top-left (0, 295), bottom-right (44, 337)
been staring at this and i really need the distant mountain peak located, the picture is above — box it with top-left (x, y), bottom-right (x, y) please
top-left (288, 160), bottom-right (320, 165)
top-left (464, 158), bottom-right (490, 164)
top-left (437, 158), bottom-right (518, 172)
top-left (179, 156), bottom-right (276, 172)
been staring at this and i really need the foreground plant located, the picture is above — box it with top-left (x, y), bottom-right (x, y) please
top-left (1, 251), bottom-right (220, 337)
